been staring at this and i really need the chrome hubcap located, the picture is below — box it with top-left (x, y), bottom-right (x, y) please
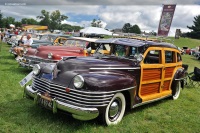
top-left (109, 98), bottom-right (122, 121)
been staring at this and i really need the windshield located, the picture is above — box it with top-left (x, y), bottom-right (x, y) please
top-left (40, 35), bottom-right (56, 42)
top-left (95, 43), bottom-right (145, 59)
top-left (63, 39), bottom-right (87, 48)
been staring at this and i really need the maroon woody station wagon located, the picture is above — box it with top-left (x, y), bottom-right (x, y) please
top-left (22, 38), bottom-right (186, 125)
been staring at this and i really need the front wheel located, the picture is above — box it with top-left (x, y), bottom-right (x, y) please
top-left (172, 81), bottom-right (181, 100)
top-left (102, 92), bottom-right (126, 126)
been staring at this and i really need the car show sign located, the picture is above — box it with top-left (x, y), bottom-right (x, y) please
top-left (157, 4), bottom-right (176, 36)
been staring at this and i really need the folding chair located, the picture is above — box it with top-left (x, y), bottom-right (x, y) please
top-left (187, 67), bottom-right (200, 88)
top-left (182, 64), bottom-right (189, 85)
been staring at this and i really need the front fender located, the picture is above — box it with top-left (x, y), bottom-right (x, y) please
top-left (81, 72), bottom-right (136, 92)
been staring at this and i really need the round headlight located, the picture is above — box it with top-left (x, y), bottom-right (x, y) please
top-left (74, 75), bottom-right (84, 89)
top-left (48, 53), bottom-right (53, 59)
top-left (33, 64), bottom-right (41, 75)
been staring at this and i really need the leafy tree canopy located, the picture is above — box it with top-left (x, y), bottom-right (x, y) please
top-left (187, 15), bottom-right (200, 39)
top-left (91, 19), bottom-right (102, 28)
top-left (122, 23), bottom-right (141, 34)
top-left (37, 9), bottom-right (68, 32)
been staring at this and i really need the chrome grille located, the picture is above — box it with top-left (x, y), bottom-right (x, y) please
top-left (32, 76), bottom-right (114, 107)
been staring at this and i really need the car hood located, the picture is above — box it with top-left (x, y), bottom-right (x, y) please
top-left (46, 56), bottom-right (139, 87)
top-left (37, 46), bottom-right (84, 53)
top-left (56, 56), bottom-right (138, 73)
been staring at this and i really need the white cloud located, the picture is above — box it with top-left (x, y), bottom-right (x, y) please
top-left (0, 4), bottom-right (200, 37)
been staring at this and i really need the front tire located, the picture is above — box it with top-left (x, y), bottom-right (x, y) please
top-left (172, 81), bottom-right (181, 100)
top-left (102, 92), bottom-right (126, 126)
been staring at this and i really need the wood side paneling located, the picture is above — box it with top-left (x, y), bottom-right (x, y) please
top-left (165, 67), bottom-right (175, 78)
top-left (142, 68), bottom-right (161, 81)
top-left (140, 82), bottom-right (160, 96)
top-left (163, 80), bottom-right (170, 91)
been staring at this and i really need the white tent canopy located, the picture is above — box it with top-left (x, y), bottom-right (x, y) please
top-left (80, 27), bottom-right (113, 36)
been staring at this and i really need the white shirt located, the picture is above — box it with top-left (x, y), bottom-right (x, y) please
top-left (24, 38), bottom-right (33, 46)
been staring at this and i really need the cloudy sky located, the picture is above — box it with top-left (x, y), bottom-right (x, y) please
top-left (0, 0), bottom-right (200, 36)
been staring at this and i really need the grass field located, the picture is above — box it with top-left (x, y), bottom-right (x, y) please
top-left (0, 38), bottom-right (200, 133)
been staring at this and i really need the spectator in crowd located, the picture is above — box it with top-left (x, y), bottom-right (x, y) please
top-left (14, 34), bottom-right (33, 59)
top-left (14, 29), bottom-right (18, 35)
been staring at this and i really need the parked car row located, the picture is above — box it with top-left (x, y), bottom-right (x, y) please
top-left (17, 37), bottom-right (186, 125)
top-left (9, 34), bottom-right (71, 57)
top-left (19, 37), bottom-right (99, 68)
top-left (181, 46), bottom-right (200, 60)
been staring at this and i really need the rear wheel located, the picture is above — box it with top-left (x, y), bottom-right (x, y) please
top-left (172, 81), bottom-right (181, 100)
top-left (102, 92), bottom-right (126, 126)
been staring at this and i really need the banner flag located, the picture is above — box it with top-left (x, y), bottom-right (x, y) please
top-left (157, 4), bottom-right (176, 36)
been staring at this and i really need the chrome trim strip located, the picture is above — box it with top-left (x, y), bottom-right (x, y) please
top-left (132, 95), bottom-right (172, 108)
top-left (69, 86), bottom-right (136, 94)
top-left (50, 88), bottom-right (114, 98)
top-left (50, 90), bottom-right (112, 102)
top-left (90, 67), bottom-right (140, 70)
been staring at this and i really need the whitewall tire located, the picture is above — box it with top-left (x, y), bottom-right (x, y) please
top-left (172, 81), bottom-right (181, 100)
top-left (103, 92), bottom-right (126, 126)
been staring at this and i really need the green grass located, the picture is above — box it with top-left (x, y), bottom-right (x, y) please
top-left (0, 38), bottom-right (200, 133)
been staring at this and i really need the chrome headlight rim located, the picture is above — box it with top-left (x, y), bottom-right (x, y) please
top-left (48, 53), bottom-right (53, 59)
top-left (33, 64), bottom-right (41, 75)
top-left (73, 75), bottom-right (84, 89)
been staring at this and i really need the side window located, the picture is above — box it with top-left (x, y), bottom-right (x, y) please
top-left (114, 45), bottom-right (132, 57)
top-left (144, 50), bottom-right (161, 64)
top-left (64, 40), bottom-right (73, 46)
top-left (165, 51), bottom-right (175, 63)
top-left (177, 53), bottom-right (182, 62)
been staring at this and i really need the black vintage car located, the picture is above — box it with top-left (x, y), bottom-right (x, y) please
top-left (23, 38), bottom-right (185, 125)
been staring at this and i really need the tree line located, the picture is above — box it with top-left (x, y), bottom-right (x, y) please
top-left (0, 10), bottom-right (82, 32)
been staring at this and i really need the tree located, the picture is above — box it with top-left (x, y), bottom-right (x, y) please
top-left (0, 11), bottom-right (6, 28)
top-left (49, 10), bottom-right (68, 31)
top-left (122, 23), bottom-right (131, 33)
top-left (37, 10), bottom-right (50, 26)
top-left (15, 21), bottom-right (22, 27)
top-left (122, 23), bottom-right (141, 34)
top-left (21, 18), bottom-right (38, 25)
top-left (130, 24), bottom-right (141, 34)
top-left (187, 15), bottom-right (200, 39)
top-left (4, 17), bottom-right (15, 28)
top-left (90, 19), bottom-right (103, 28)
top-left (37, 10), bottom-right (68, 32)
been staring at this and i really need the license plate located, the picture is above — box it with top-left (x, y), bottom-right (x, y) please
top-left (19, 71), bottom-right (33, 87)
top-left (38, 97), bottom-right (53, 110)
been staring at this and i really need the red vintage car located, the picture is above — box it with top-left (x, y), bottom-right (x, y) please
top-left (19, 37), bottom-right (99, 68)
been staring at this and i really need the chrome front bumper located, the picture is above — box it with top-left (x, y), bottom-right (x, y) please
top-left (25, 85), bottom-right (99, 121)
